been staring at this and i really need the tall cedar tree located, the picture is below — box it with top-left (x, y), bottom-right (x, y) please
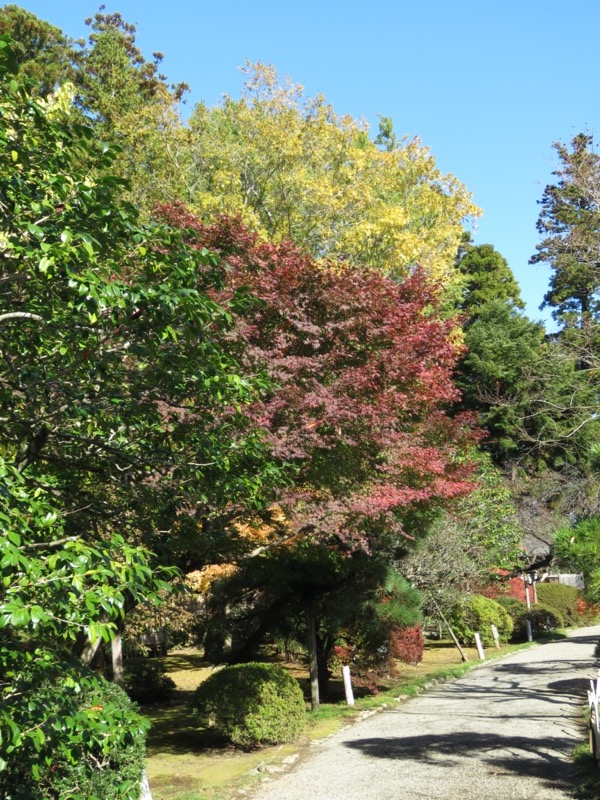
top-left (531, 133), bottom-right (600, 326)
top-left (0, 5), bottom-right (80, 95)
top-left (157, 205), bottom-right (477, 554)
top-left (457, 242), bottom-right (524, 320)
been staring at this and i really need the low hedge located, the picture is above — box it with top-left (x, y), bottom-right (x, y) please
top-left (192, 662), bottom-right (306, 748)
top-left (536, 583), bottom-right (580, 625)
top-left (513, 603), bottom-right (564, 641)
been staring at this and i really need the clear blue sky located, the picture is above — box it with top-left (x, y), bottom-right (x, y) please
top-left (12, 0), bottom-right (600, 326)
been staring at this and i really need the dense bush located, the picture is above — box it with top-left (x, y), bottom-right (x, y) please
top-left (449, 594), bottom-right (514, 646)
top-left (192, 663), bottom-right (306, 748)
top-left (391, 625), bottom-right (424, 665)
top-left (333, 620), bottom-right (420, 694)
top-left (536, 583), bottom-right (580, 625)
top-left (577, 597), bottom-right (600, 624)
top-left (0, 659), bottom-right (147, 800)
top-left (124, 658), bottom-right (176, 704)
top-left (513, 604), bottom-right (564, 641)
top-left (46, 679), bottom-right (147, 800)
top-left (495, 595), bottom-right (527, 625)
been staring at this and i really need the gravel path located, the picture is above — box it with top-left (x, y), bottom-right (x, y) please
top-left (251, 625), bottom-right (600, 800)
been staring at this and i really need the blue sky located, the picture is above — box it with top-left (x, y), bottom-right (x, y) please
top-left (13, 1), bottom-right (600, 326)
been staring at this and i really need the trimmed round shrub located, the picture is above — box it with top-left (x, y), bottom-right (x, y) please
top-left (449, 594), bottom-right (514, 646)
top-left (513, 603), bottom-right (564, 641)
top-left (124, 657), bottom-right (176, 704)
top-left (192, 662), bottom-right (306, 748)
top-left (536, 583), bottom-right (580, 625)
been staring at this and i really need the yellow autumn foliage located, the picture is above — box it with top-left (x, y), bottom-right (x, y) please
top-left (185, 506), bottom-right (294, 594)
top-left (183, 63), bottom-right (480, 287)
top-left (186, 564), bottom-right (238, 595)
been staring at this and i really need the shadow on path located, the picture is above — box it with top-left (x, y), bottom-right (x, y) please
top-left (345, 731), bottom-right (576, 793)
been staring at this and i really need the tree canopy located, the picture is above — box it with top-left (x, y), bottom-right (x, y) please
top-left (177, 65), bottom-right (480, 287)
top-left (159, 206), bottom-right (477, 554)
top-left (0, 4), bottom-right (79, 95)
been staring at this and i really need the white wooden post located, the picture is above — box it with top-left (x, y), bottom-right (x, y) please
top-left (525, 585), bottom-right (531, 610)
top-left (526, 619), bottom-right (533, 642)
top-left (342, 665), bottom-right (355, 706)
top-left (588, 676), bottom-right (600, 759)
top-left (474, 632), bottom-right (485, 660)
top-left (490, 624), bottom-right (500, 649)
top-left (111, 630), bottom-right (124, 687)
top-left (140, 769), bottom-right (153, 800)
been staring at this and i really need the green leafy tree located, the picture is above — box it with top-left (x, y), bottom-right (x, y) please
top-left (450, 451), bottom-right (524, 569)
top-left (553, 517), bottom-right (600, 601)
top-left (0, 7), bottom-right (189, 211)
top-left (0, 36), bottom-right (280, 789)
top-left (457, 300), bottom-right (545, 463)
top-left (77, 9), bottom-right (187, 126)
top-left (0, 35), bottom-right (278, 565)
top-left (74, 10), bottom-right (190, 210)
top-left (400, 451), bottom-right (524, 625)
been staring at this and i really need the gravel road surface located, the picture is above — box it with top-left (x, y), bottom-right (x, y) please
top-left (251, 625), bottom-right (600, 800)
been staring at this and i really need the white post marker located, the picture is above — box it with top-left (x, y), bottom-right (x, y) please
top-left (474, 632), bottom-right (485, 661)
top-left (342, 665), bottom-right (355, 706)
top-left (588, 675), bottom-right (600, 759)
top-left (525, 585), bottom-right (531, 610)
top-left (526, 619), bottom-right (533, 642)
top-left (140, 769), bottom-right (153, 800)
top-left (490, 624), bottom-right (500, 649)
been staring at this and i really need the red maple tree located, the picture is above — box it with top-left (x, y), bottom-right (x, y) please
top-left (157, 205), bottom-right (476, 553)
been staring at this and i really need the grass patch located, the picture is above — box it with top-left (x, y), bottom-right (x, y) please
top-left (573, 741), bottom-right (600, 798)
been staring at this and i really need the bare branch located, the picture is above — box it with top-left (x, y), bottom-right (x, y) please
top-left (0, 312), bottom-right (44, 324)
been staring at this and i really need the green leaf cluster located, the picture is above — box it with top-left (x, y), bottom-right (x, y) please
top-left (0, 36), bottom-right (283, 788)
top-left (553, 518), bottom-right (600, 602)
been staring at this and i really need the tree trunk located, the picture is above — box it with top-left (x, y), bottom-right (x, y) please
top-left (434, 602), bottom-right (469, 663)
top-left (111, 628), bottom-right (124, 687)
top-left (229, 597), bottom-right (288, 664)
top-left (306, 600), bottom-right (320, 711)
top-left (316, 632), bottom-right (332, 697)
